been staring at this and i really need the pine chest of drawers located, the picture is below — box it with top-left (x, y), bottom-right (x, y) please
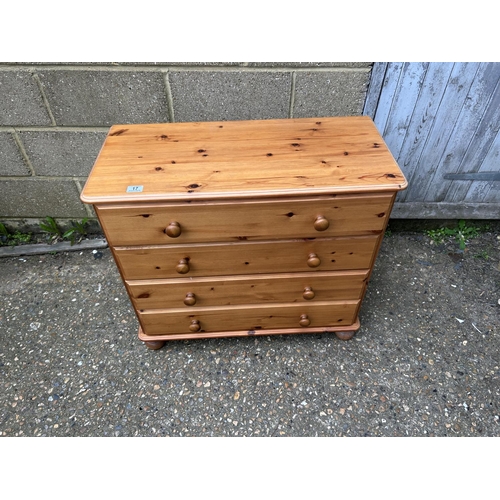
top-left (81, 116), bottom-right (407, 350)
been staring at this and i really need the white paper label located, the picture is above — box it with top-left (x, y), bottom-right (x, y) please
top-left (126, 185), bottom-right (143, 193)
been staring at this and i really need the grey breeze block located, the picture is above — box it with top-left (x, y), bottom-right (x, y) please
top-left (36, 70), bottom-right (170, 126)
top-left (0, 179), bottom-right (87, 218)
top-left (0, 63), bottom-right (373, 227)
top-left (19, 130), bottom-right (108, 176)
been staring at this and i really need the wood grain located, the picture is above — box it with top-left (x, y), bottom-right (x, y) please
top-left (126, 269), bottom-right (369, 309)
top-left (138, 318), bottom-right (361, 342)
top-left (80, 116), bottom-right (405, 345)
top-left (138, 300), bottom-right (360, 335)
top-left (114, 235), bottom-right (380, 280)
top-left (367, 62), bottom-right (500, 212)
top-left (96, 194), bottom-right (393, 245)
top-left (80, 116), bottom-right (407, 204)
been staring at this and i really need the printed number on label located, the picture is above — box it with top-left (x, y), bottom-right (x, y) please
top-left (126, 185), bottom-right (143, 193)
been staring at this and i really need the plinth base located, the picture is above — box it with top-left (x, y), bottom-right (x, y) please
top-left (138, 317), bottom-right (360, 350)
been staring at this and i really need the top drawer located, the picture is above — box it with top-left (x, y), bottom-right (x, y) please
top-left (96, 194), bottom-right (394, 246)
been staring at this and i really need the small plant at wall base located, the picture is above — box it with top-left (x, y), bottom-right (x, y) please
top-left (425, 220), bottom-right (481, 250)
top-left (0, 223), bottom-right (9, 245)
top-left (0, 222), bottom-right (32, 246)
top-left (63, 218), bottom-right (89, 245)
top-left (39, 216), bottom-right (62, 242)
top-left (39, 217), bottom-right (89, 245)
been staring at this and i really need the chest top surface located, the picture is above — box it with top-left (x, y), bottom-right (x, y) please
top-left (80, 116), bottom-right (407, 204)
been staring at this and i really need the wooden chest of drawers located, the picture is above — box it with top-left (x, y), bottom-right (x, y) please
top-left (80, 116), bottom-right (407, 349)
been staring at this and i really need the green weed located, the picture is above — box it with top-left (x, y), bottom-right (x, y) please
top-left (62, 218), bottom-right (89, 245)
top-left (39, 216), bottom-right (89, 245)
top-left (39, 216), bottom-right (62, 241)
top-left (426, 220), bottom-right (481, 250)
top-left (474, 250), bottom-right (489, 260)
top-left (0, 223), bottom-right (8, 243)
top-left (0, 222), bottom-right (32, 246)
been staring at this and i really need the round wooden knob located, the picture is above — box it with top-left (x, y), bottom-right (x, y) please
top-left (165, 221), bottom-right (181, 238)
top-left (176, 259), bottom-right (190, 274)
top-left (184, 292), bottom-right (196, 306)
top-left (299, 314), bottom-right (310, 327)
top-left (307, 253), bottom-right (321, 268)
top-left (303, 286), bottom-right (315, 300)
top-left (314, 215), bottom-right (329, 231)
top-left (189, 319), bottom-right (200, 332)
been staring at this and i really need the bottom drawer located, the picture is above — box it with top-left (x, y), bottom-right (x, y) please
top-left (138, 300), bottom-right (359, 335)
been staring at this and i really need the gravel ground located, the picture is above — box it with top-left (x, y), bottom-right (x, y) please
top-left (1, 229), bottom-right (499, 438)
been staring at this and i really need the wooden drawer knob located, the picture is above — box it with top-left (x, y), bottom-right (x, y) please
top-left (165, 221), bottom-right (181, 238)
top-left (307, 253), bottom-right (321, 268)
top-left (176, 259), bottom-right (190, 274)
top-left (303, 286), bottom-right (315, 300)
top-left (299, 314), bottom-right (310, 327)
top-left (184, 292), bottom-right (196, 306)
top-left (189, 319), bottom-right (201, 332)
top-left (314, 215), bottom-right (329, 231)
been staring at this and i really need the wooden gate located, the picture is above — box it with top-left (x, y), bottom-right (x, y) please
top-left (364, 62), bottom-right (500, 219)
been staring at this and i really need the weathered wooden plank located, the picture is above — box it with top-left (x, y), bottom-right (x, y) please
top-left (363, 62), bottom-right (388, 118)
top-left (481, 184), bottom-right (500, 204)
top-left (443, 172), bottom-right (500, 181)
top-left (443, 70), bottom-right (500, 202)
top-left (396, 63), bottom-right (455, 202)
top-left (382, 63), bottom-right (429, 162)
top-left (423, 63), bottom-right (500, 203)
top-left (365, 60), bottom-right (500, 216)
top-left (391, 202), bottom-right (500, 219)
top-left (403, 62), bottom-right (481, 202)
top-left (465, 128), bottom-right (500, 203)
top-left (371, 63), bottom-right (405, 135)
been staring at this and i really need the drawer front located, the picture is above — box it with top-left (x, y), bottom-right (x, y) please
top-left (97, 194), bottom-right (394, 245)
top-left (114, 235), bottom-right (380, 280)
top-left (139, 300), bottom-right (360, 335)
top-left (127, 270), bottom-right (369, 309)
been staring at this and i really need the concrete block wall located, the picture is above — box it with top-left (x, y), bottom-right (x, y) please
top-left (0, 62), bottom-right (373, 231)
